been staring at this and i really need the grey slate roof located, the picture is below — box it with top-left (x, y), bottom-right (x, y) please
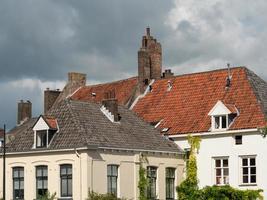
top-left (246, 68), bottom-right (267, 119)
top-left (7, 99), bottom-right (181, 153)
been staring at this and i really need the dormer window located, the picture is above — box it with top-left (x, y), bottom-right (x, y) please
top-left (33, 116), bottom-right (58, 149)
top-left (209, 101), bottom-right (238, 131)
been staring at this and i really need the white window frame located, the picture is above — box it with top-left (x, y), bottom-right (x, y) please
top-left (212, 115), bottom-right (229, 131)
top-left (239, 155), bottom-right (257, 185)
top-left (213, 157), bottom-right (229, 186)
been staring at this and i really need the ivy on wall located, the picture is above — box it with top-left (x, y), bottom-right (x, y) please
top-left (138, 153), bottom-right (149, 200)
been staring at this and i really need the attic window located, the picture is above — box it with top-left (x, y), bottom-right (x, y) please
top-left (208, 101), bottom-right (238, 132)
top-left (33, 116), bottom-right (58, 149)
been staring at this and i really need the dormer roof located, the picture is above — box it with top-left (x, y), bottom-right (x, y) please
top-left (208, 101), bottom-right (233, 116)
top-left (33, 115), bottom-right (58, 131)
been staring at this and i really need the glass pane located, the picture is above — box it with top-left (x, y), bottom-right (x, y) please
top-left (251, 167), bottom-right (256, 175)
top-left (107, 166), bottom-right (111, 176)
top-left (61, 179), bottom-right (67, 196)
top-left (13, 170), bottom-right (19, 178)
top-left (242, 158), bottom-right (248, 166)
top-left (20, 180), bottom-right (24, 189)
top-left (243, 176), bottom-right (248, 183)
top-left (37, 168), bottom-right (42, 177)
top-left (251, 175), bottom-right (256, 183)
top-left (222, 116), bottom-right (227, 128)
top-left (20, 169), bottom-right (24, 178)
top-left (243, 167), bottom-right (248, 175)
top-left (44, 179), bottom-right (48, 189)
top-left (68, 179), bottom-right (72, 196)
top-left (67, 166), bottom-right (72, 175)
top-left (216, 177), bottom-right (221, 185)
top-left (37, 179), bottom-right (43, 189)
top-left (107, 177), bottom-right (111, 193)
top-left (224, 176), bottom-right (229, 184)
top-left (43, 167), bottom-right (48, 177)
top-left (112, 166), bottom-right (118, 176)
top-left (223, 168), bottom-right (229, 176)
top-left (215, 117), bottom-right (220, 129)
top-left (215, 160), bottom-right (221, 167)
top-left (250, 158), bottom-right (256, 166)
top-left (61, 167), bottom-right (66, 175)
top-left (223, 159), bottom-right (228, 167)
top-left (14, 180), bottom-right (19, 189)
top-left (216, 169), bottom-right (221, 176)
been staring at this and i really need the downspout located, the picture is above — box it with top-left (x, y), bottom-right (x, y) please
top-left (75, 149), bottom-right (82, 200)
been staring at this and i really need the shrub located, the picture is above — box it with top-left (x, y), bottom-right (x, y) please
top-left (87, 191), bottom-right (127, 200)
top-left (37, 191), bottom-right (56, 200)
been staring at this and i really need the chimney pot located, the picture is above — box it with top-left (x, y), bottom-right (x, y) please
top-left (146, 26), bottom-right (150, 36)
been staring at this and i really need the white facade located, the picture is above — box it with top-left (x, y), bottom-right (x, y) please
top-left (174, 129), bottom-right (267, 198)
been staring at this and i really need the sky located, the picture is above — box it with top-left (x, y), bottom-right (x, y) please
top-left (0, 0), bottom-right (267, 129)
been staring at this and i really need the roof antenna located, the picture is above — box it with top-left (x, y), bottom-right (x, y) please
top-left (226, 63), bottom-right (232, 88)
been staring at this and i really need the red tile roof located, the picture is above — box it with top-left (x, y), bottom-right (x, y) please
top-left (133, 67), bottom-right (267, 135)
top-left (71, 77), bottom-right (138, 105)
top-left (44, 117), bottom-right (58, 129)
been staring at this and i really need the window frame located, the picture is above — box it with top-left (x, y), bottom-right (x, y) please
top-left (60, 164), bottom-right (73, 198)
top-left (235, 135), bottom-right (243, 145)
top-left (147, 166), bottom-right (157, 200)
top-left (214, 157), bottom-right (229, 186)
top-left (166, 168), bottom-right (175, 200)
top-left (240, 156), bottom-right (257, 185)
top-left (212, 115), bottom-right (229, 130)
top-left (107, 165), bottom-right (119, 196)
top-left (36, 165), bottom-right (48, 198)
top-left (13, 167), bottom-right (24, 200)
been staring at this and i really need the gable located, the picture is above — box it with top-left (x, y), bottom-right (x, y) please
top-left (33, 116), bottom-right (50, 131)
top-left (208, 101), bottom-right (232, 116)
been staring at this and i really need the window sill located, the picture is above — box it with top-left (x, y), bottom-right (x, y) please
top-left (239, 183), bottom-right (257, 187)
top-left (58, 197), bottom-right (73, 200)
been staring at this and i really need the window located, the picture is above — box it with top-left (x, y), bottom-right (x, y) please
top-left (214, 158), bottom-right (229, 185)
top-left (107, 165), bottom-right (118, 196)
top-left (166, 168), bottom-right (175, 200)
top-left (36, 130), bottom-right (56, 148)
top-left (241, 157), bottom-right (256, 184)
top-left (213, 115), bottom-right (228, 130)
top-left (147, 166), bottom-right (157, 199)
top-left (13, 167), bottom-right (24, 199)
top-left (36, 166), bottom-right (48, 198)
top-left (60, 164), bottom-right (72, 197)
top-left (235, 135), bottom-right (242, 145)
top-left (36, 130), bottom-right (47, 148)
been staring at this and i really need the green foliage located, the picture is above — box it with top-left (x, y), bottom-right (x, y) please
top-left (87, 191), bottom-right (127, 200)
top-left (199, 185), bottom-right (263, 200)
top-left (177, 135), bottom-right (263, 200)
top-left (138, 153), bottom-right (149, 200)
top-left (260, 125), bottom-right (267, 138)
top-left (37, 191), bottom-right (56, 200)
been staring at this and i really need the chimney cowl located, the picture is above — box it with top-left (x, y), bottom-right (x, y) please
top-left (162, 69), bottom-right (174, 78)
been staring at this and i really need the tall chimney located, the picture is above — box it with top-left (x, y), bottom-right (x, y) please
top-left (44, 88), bottom-right (61, 114)
top-left (102, 90), bottom-right (120, 122)
top-left (17, 100), bottom-right (32, 125)
top-left (138, 27), bottom-right (162, 93)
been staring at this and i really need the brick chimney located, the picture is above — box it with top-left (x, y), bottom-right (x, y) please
top-left (138, 27), bottom-right (162, 93)
top-left (17, 100), bottom-right (32, 125)
top-left (44, 88), bottom-right (61, 114)
top-left (101, 90), bottom-right (120, 122)
top-left (162, 69), bottom-right (174, 78)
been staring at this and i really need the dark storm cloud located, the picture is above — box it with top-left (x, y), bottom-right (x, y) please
top-left (1, 0), bottom-right (267, 129)
top-left (0, 0), bottom-right (174, 81)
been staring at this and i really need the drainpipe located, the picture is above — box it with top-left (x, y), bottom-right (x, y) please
top-left (75, 149), bottom-right (82, 200)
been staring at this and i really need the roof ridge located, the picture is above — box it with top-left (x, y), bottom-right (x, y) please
top-left (164, 66), bottom-right (247, 79)
top-left (85, 76), bottom-right (137, 88)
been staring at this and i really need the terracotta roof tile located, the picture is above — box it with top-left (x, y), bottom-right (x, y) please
top-left (44, 117), bottom-right (58, 129)
top-left (71, 77), bottom-right (138, 106)
top-left (133, 67), bottom-right (267, 135)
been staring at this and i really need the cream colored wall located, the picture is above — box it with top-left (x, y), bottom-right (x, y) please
top-left (0, 149), bottom-right (184, 200)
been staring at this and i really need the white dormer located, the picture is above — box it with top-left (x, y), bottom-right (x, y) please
top-left (208, 101), bottom-right (238, 131)
top-left (33, 115), bottom-right (58, 148)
